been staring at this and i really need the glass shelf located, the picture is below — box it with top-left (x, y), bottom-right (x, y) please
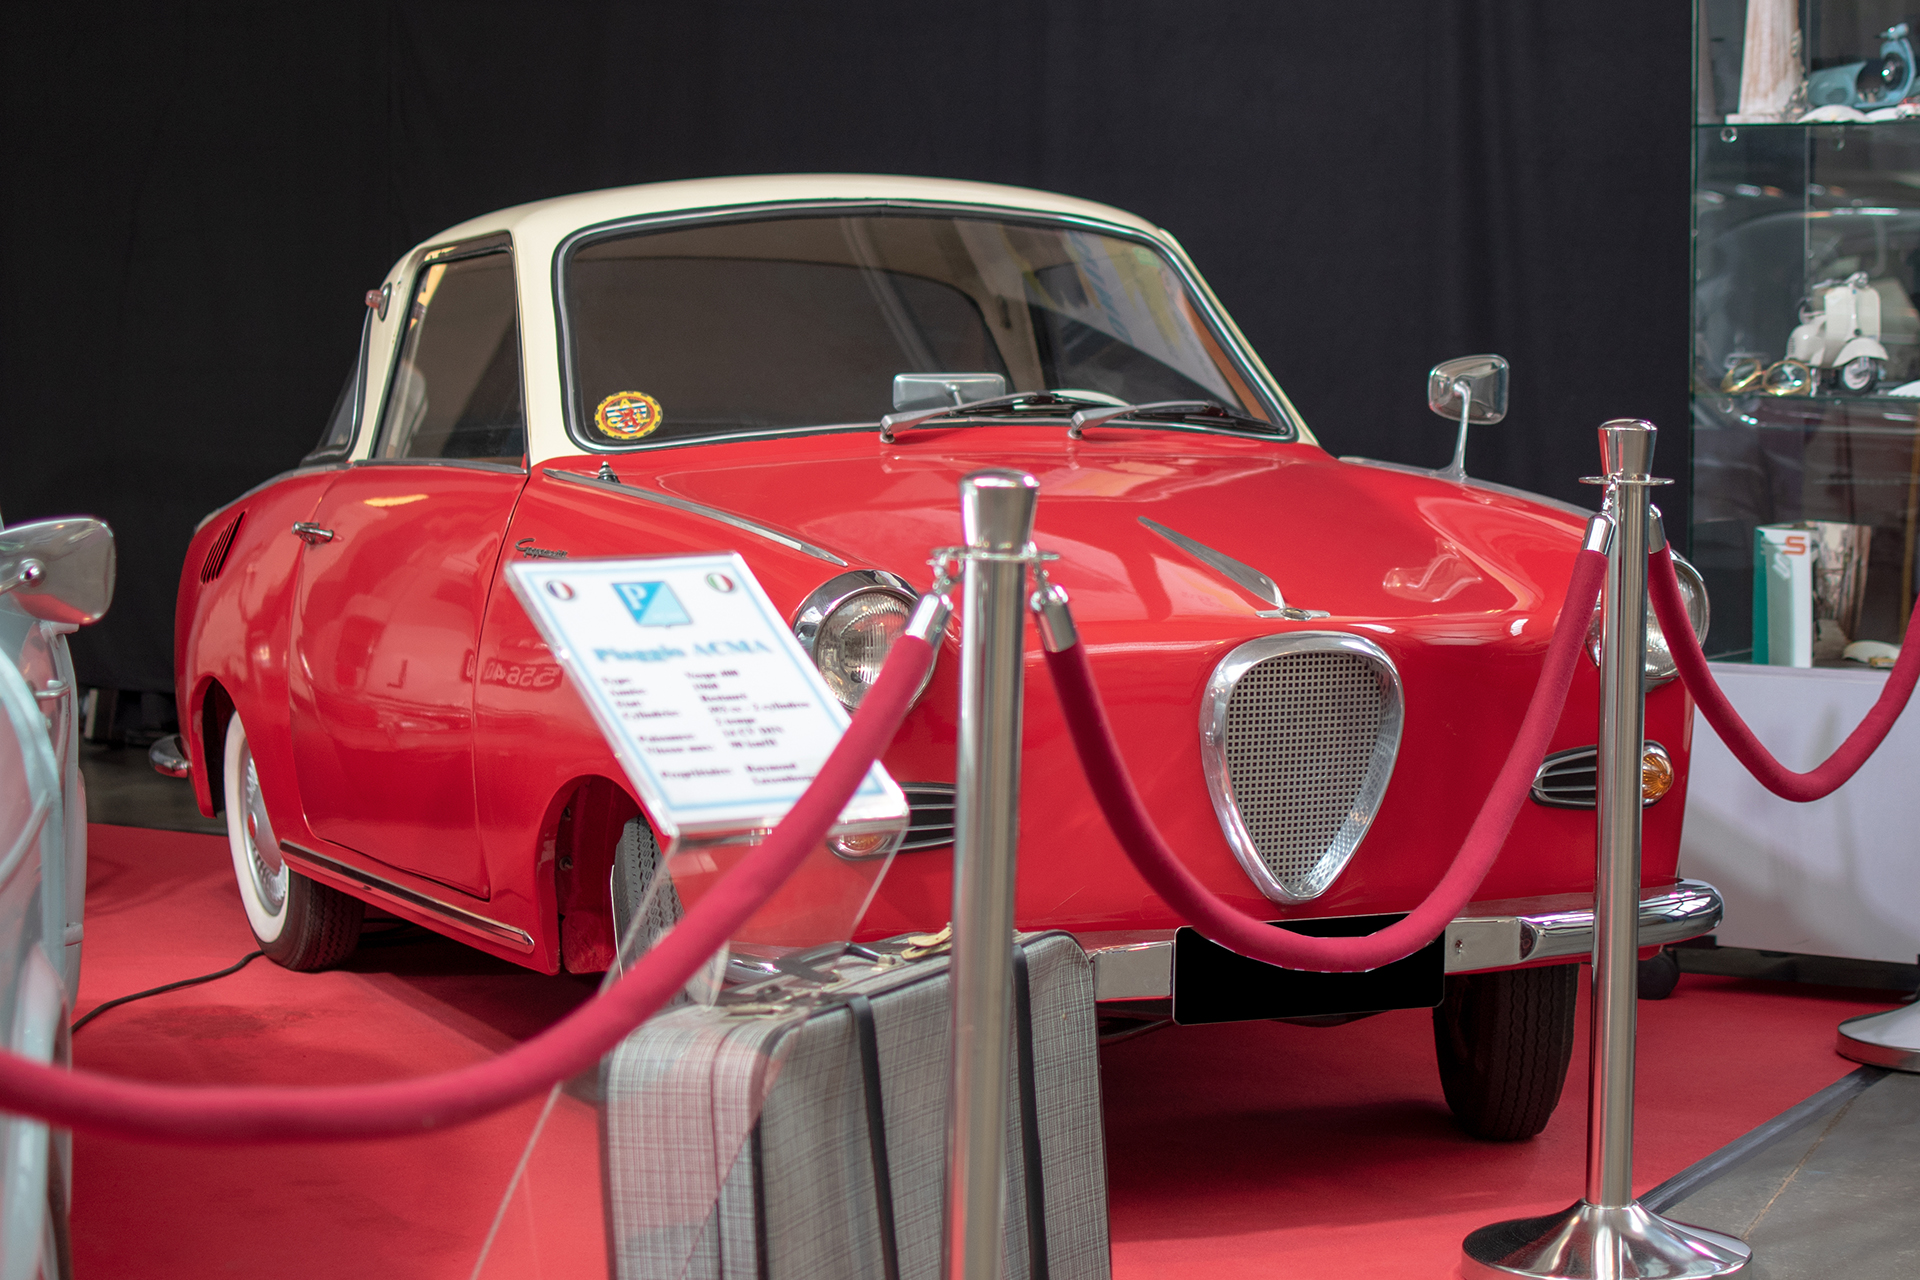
top-left (1693, 3), bottom-right (1920, 664)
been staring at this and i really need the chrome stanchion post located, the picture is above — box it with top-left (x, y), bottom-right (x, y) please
top-left (1462, 421), bottom-right (1751, 1280)
top-left (944, 468), bottom-right (1040, 1280)
top-left (1589, 421), bottom-right (1655, 1218)
top-left (1837, 999), bottom-right (1920, 1071)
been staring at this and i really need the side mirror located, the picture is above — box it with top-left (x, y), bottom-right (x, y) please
top-left (0, 518), bottom-right (116, 627)
top-left (1427, 354), bottom-right (1509, 482)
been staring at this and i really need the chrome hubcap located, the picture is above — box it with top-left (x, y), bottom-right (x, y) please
top-left (240, 749), bottom-right (286, 914)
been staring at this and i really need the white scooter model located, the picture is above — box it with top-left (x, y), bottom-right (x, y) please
top-left (1787, 271), bottom-right (1888, 394)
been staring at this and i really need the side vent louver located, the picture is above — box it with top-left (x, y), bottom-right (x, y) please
top-left (900, 782), bottom-right (957, 851)
top-left (200, 511), bottom-right (245, 583)
top-left (1530, 741), bottom-right (1670, 809)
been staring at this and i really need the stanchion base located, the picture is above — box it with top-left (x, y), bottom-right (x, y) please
top-left (1837, 1001), bottom-right (1920, 1072)
top-left (1460, 1200), bottom-right (1749, 1279)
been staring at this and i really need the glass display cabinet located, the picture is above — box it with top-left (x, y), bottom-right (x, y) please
top-left (1695, 0), bottom-right (1920, 663)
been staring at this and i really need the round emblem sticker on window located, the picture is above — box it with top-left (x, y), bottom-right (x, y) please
top-left (594, 391), bottom-right (663, 442)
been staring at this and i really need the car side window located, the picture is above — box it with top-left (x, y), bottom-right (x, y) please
top-left (377, 250), bottom-right (525, 464)
top-left (305, 311), bottom-right (370, 464)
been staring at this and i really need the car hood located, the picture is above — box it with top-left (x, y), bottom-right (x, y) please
top-left (622, 427), bottom-right (1589, 631)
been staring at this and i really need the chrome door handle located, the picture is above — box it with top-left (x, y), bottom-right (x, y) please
top-left (33, 679), bottom-right (69, 702)
top-left (292, 522), bottom-right (336, 545)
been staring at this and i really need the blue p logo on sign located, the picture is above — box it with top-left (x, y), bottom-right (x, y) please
top-left (613, 581), bottom-right (692, 628)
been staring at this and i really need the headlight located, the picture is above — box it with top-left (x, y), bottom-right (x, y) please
top-left (792, 570), bottom-right (933, 710)
top-left (1587, 550), bottom-right (1710, 686)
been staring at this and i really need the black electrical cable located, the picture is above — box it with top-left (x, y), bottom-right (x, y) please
top-left (70, 951), bottom-right (266, 1035)
top-left (67, 922), bottom-right (430, 1034)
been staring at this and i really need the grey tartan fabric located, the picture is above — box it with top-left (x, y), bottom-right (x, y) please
top-left (602, 932), bottom-right (1110, 1280)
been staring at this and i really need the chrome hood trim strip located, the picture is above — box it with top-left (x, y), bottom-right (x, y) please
top-left (545, 467), bottom-right (847, 565)
top-left (1139, 515), bottom-right (1284, 608)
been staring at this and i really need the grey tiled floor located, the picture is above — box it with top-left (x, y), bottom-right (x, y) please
top-left (79, 741), bottom-right (223, 834)
top-left (1664, 1067), bottom-right (1920, 1279)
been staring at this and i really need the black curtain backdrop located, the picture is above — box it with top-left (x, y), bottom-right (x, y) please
top-left (0, 2), bottom-right (1690, 696)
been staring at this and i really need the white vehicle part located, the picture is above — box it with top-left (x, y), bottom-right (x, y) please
top-left (0, 681), bottom-right (55, 893)
top-left (47, 627), bottom-right (83, 999)
top-left (1789, 275), bottom-right (1885, 369)
top-left (224, 714), bottom-right (290, 944)
top-left (1834, 335), bottom-right (1889, 366)
top-left (1838, 277), bottom-right (1883, 343)
top-left (0, 637), bottom-right (70, 1280)
top-left (0, 949), bottom-right (65, 1280)
top-left (1785, 319), bottom-right (1820, 365)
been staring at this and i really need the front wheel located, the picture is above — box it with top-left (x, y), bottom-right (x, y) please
top-left (1638, 947), bottom-right (1681, 1000)
top-left (222, 711), bottom-right (362, 970)
top-left (1432, 964), bottom-right (1578, 1140)
top-left (1836, 355), bottom-right (1883, 395)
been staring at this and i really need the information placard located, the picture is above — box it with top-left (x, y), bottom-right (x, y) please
top-left (507, 553), bottom-right (907, 842)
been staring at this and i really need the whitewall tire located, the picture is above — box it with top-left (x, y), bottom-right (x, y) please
top-left (222, 711), bottom-right (362, 970)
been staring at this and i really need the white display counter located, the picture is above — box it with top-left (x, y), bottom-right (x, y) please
top-left (1680, 661), bottom-right (1920, 966)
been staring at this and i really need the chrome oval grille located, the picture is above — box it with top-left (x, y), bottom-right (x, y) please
top-left (1201, 634), bottom-right (1403, 903)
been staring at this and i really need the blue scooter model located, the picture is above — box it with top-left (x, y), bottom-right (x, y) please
top-left (1808, 23), bottom-right (1916, 109)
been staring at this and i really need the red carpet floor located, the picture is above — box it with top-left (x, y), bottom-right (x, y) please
top-left (70, 824), bottom-right (1897, 1277)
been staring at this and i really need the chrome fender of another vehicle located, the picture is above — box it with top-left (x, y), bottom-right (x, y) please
top-left (0, 658), bottom-right (59, 898)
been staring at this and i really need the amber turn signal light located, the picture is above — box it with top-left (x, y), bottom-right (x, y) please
top-left (828, 831), bottom-right (894, 860)
top-left (1641, 748), bottom-right (1675, 803)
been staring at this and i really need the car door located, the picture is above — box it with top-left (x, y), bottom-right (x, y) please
top-left (288, 236), bottom-right (528, 896)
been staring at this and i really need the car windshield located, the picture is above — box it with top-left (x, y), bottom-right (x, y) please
top-left (564, 211), bottom-right (1281, 447)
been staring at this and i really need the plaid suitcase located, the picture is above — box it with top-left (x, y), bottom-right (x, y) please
top-left (601, 931), bottom-right (1110, 1280)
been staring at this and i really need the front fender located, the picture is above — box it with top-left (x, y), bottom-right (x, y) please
top-left (1835, 336), bottom-right (1889, 365)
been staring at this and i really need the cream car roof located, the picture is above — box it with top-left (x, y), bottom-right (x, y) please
top-left (428, 173), bottom-right (1165, 250)
top-left (355, 174), bottom-right (1309, 463)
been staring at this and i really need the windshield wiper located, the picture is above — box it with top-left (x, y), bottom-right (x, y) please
top-left (1067, 400), bottom-right (1281, 439)
top-left (878, 391), bottom-right (1117, 444)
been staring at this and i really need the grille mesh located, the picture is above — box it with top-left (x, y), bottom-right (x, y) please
top-left (1222, 650), bottom-right (1386, 895)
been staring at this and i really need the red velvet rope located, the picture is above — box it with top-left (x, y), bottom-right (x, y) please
top-left (0, 635), bottom-right (934, 1145)
top-left (1649, 545), bottom-right (1920, 802)
top-left (1045, 548), bottom-right (1609, 973)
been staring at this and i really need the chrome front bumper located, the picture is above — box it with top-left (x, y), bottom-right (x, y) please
top-left (1085, 878), bottom-right (1724, 1002)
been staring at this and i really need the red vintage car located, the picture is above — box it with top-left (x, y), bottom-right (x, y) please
top-left (169, 175), bottom-right (1718, 1138)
